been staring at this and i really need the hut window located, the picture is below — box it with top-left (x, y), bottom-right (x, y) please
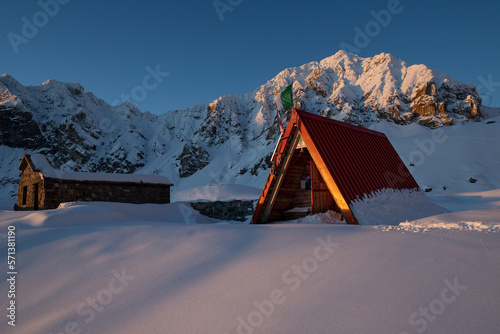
top-left (301, 176), bottom-right (311, 190)
top-left (22, 186), bottom-right (27, 205)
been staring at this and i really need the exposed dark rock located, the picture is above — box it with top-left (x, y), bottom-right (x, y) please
top-left (468, 177), bottom-right (478, 183)
top-left (250, 153), bottom-right (272, 176)
top-left (177, 142), bottom-right (210, 178)
top-left (0, 177), bottom-right (17, 198)
top-left (0, 105), bottom-right (45, 149)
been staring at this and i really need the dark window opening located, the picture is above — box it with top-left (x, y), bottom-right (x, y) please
top-left (22, 186), bottom-right (27, 205)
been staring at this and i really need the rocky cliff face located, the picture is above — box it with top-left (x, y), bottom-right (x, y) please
top-left (0, 51), bottom-right (487, 198)
top-left (261, 52), bottom-right (482, 128)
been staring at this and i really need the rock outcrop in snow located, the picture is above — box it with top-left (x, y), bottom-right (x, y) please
top-left (0, 51), bottom-right (489, 198)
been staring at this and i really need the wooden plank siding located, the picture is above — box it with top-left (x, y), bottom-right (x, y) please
top-left (268, 149), bottom-right (311, 222)
top-left (311, 161), bottom-right (336, 214)
top-left (255, 125), bottom-right (301, 224)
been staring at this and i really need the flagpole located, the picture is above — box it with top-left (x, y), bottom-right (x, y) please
top-left (271, 83), bottom-right (293, 163)
top-left (271, 104), bottom-right (283, 163)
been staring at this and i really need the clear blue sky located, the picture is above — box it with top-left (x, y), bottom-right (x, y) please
top-left (2, 0), bottom-right (499, 114)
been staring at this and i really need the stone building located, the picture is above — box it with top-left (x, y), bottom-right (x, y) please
top-left (15, 154), bottom-right (173, 210)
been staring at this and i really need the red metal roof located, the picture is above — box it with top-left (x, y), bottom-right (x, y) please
top-left (295, 109), bottom-right (419, 204)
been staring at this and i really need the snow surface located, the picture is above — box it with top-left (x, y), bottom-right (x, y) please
top-left (29, 154), bottom-right (173, 185)
top-left (173, 183), bottom-right (261, 202)
top-left (278, 210), bottom-right (346, 225)
top-left (401, 209), bottom-right (500, 232)
top-left (350, 188), bottom-right (450, 225)
top-left (428, 188), bottom-right (500, 212)
top-left (379, 115), bottom-right (500, 196)
top-left (1, 200), bottom-right (499, 334)
top-left (0, 201), bottom-right (215, 228)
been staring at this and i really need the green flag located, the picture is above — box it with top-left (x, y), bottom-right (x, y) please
top-left (280, 84), bottom-right (293, 109)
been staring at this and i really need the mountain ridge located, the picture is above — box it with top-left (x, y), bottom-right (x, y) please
top-left (0, 51), bottom-right (494, 199)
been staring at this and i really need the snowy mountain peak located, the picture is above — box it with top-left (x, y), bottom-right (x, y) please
top-left (1, 73), bottom-right (27, 97)
top-left (1, 73), bottom-right (20, 83)
top-left (248, 51), bottom-right (483, 130)
top-left (0, 51), bottom-right (493, 198)
top-left (40, 78), bottom-right (86, 96)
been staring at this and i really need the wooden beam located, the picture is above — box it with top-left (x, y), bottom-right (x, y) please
top-left (258, 125), bottom-right (301, 224)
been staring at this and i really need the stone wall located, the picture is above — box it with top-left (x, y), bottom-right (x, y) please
top-left (190, 200), bottom-right (256, 222)
top-left (42, 178), bottom-right (171, 209)
top-left (15, 165), bottom-right (45, 210)
top-left (15, 171), bottom-right (171, 210)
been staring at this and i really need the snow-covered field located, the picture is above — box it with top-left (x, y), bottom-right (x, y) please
top-left (1, 185), bottom-right (500, 334)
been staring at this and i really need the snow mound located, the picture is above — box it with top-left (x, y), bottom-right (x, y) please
top-left (0, 201), bottom-right (215, 228)
top-left (350, 188), bottom-right (449, 225)
top-left (400, 220), bottom-right (500, 232)
top-left (397, 206), bottom-right (500, 232)
top-left (428, 189), bottom-right (500, 212)
top-left (173, 183), bottom-right (261, 202)
top-left (277, 210), bottom-right (347, 224)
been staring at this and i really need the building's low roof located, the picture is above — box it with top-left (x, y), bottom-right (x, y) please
top-left (20, 154), bottom-right (173, 186)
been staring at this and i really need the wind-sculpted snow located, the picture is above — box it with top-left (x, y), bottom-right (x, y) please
top-left (350, 188), bottom-right (450, 225)
top-left (0, 200), bottom-right (499, 333)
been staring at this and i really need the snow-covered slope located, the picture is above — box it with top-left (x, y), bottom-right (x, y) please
top-left (1, 204), bottom-right (499, 334)
top-left (0, 51), bottom-right (497, 200)
top-left (379, 115), bottom-right (500, 195)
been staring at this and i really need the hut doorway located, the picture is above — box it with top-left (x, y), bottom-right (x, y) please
top-left (268, 147), bottom-right (340, 222)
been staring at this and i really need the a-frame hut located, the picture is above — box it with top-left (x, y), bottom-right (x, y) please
top-left (251, 109), bottom-right (420, 224)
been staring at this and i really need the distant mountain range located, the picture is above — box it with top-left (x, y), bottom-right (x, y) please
top-left (0, 51), bottom-right (494, 199)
